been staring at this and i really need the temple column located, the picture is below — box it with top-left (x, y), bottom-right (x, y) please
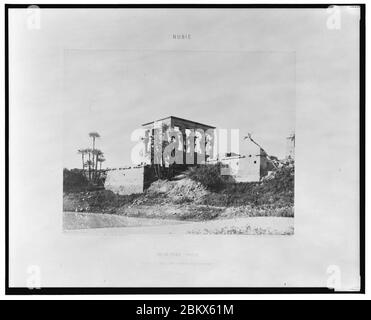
top-left (181, 127), bottom-right (187, 166)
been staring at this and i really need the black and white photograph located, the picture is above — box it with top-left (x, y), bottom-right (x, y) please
top-left (4, 3), bottom-right (365, 296)
top-left (62, 47), bottom-right (295, 235)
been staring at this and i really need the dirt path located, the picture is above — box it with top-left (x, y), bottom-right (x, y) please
top-left (64, 212), bottom-right (294, 235)
top-left (63, 211), bottom-right (189, 230)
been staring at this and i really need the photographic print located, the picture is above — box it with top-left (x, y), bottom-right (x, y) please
top-left (6, 4), bottom-right (363, 293)
top-left (62, 49), bottom-right (295, 235)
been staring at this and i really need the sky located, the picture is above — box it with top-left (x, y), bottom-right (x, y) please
top-left (63, 49), bottom-right (295, 166)
top-left (9, 7), bottom-right (359, 168)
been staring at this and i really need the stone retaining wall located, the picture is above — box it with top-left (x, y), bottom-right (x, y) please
top-left (104, 167), bottom-right (144, 195)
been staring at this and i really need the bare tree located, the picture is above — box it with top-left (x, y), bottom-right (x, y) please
top-left (243, 133), bottom-right (279, 169)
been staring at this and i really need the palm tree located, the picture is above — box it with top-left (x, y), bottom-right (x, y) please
top-left (89, 132), bottom-right (100, 170)
top-left (85, 148), bottom-right (93, 181)
top-left (98, 157), bottom-right (106, 171)
top-left (92, 149), bottom-right (103, 181)
top-left (96, 156), bottom-right (106, 180)
top-left (89, 131), bottom-right (100, 150)
top-left (244, 133), bottom-right (279, 169)
top-left (77, 149), bottom-right (87, 171)
top-left (85, 160), bottom-right (93, 181)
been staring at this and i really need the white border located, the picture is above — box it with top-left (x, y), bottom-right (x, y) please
top-left (0, 0), bottom-right (367, 300)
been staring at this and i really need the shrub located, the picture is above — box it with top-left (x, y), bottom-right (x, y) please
top-left (196, 165), bottom-right (294, 207)
top-left (86, 190), bottom-right (141, 211)
top-left (178, 206), bottom-right (222, 221)
top-left (186, 163), bottom-right (233, 191)
top-left (173, 196), bottom-right (194, 204)
top-left (63, 189), bottom-right (143, 213)
top-left (63, 168), bottom-right (89, 193)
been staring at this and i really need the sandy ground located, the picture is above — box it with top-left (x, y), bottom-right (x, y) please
top-left (63, 212), bottom-right (294, 235)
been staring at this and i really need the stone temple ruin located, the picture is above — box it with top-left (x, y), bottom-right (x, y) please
top-left (142, 116), bottom-right (216, 167)
top-left (105, 116), bottom-right (275, 195)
